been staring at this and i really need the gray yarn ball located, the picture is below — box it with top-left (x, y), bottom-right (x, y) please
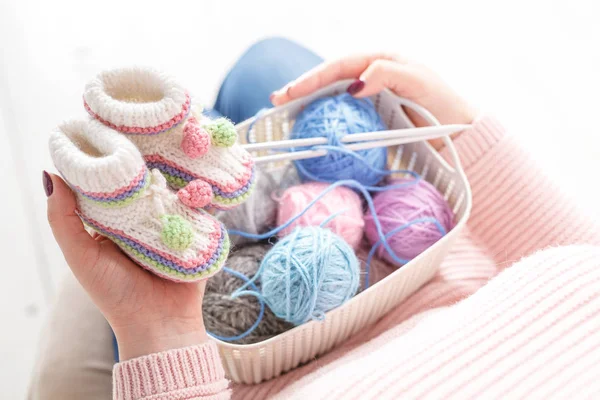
top-left (203, 243), bottom-right (294, 344)
top-left (216, 166), bottom-right (300, 246)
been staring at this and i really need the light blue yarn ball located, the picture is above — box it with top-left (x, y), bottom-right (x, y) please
top-left (291, 93), bottom-right (388, 186)
top-left (260, 226), bottom-right (360, 325)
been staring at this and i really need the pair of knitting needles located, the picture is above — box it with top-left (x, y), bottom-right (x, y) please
top-left (244, 124), bottom-right (470, 165)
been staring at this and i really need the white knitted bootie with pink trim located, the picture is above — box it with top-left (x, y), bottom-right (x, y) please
top-left (49, 119), bottom-right (229, 282)
top-left (83, 67), bottom-right (255, 210)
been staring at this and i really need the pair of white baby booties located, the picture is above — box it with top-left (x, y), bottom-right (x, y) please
top-left (49, 68), bottom-right (256, 282)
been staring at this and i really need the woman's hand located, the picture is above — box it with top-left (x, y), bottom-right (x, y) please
top-left (270, 54), bottom-right (477, 149)
top-left (44, 172), bottom-right (208, 360)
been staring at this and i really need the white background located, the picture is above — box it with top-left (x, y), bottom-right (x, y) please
top-left (1, 0), bottom-right (599, 397)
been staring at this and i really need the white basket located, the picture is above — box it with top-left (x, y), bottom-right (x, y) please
top-left (216, 80), bottom-right (472, 384)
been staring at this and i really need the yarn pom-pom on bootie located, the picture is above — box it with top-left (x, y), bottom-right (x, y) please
top-left (49, 119), bottom-right (230, 282)
top-left (204, 244), bottom-right (293, 344)
top-left (83, 67), bottom-right (255, 210)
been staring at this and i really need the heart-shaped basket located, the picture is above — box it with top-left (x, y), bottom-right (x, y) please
top-left (215, 80), bottom-right (472, 384)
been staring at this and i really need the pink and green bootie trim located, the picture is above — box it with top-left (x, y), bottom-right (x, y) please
top-left (49, 119), bottom-right (230, 282)
top-left (83, 67), bottom-right (256, 210)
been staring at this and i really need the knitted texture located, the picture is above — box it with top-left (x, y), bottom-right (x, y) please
top-left (160, 215), bottom-right (194, 251)
top-left (204, 244), bottom-right (293, 344)
top-left (49, 119), bottom-right (229, 282)
top-left (113, 341), bottom-right (230, 400)
top-left (83, 67), bottom-right (256, 210)
top-left (207, 118), bottom-right (238, 147)
top-left (181, 117), bottom-right (211, 158)
top-left (178, 179), bottom-right (214, 209)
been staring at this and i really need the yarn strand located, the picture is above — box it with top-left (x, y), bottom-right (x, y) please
top-left (207, 267), bottom-right (266, 342)
top-left (363, 217), bottom-right (447, 289)
top-left (319, 208), bottom-right (350, 228)
top-left (293, 144), bottom-right (419, 191)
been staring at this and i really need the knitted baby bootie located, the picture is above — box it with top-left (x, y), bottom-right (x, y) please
top-left (49, 119), bottom-right (230, 282)
top-left (83, 67), bottom-right (255, 210)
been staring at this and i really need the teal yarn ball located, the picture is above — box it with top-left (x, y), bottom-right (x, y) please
top-left (260, 226), bottom-right (360, 325)
top-left (291, 93), bottom-right (388, 186)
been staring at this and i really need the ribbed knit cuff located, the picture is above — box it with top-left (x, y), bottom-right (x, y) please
top-left (113, 341), bottom-right (229, 400)
top-left (441, 115), bottom-right (506, 170)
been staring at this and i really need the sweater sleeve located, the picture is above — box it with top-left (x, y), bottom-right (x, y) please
top-left (442, 115), bottom-right (600, 264)
top-left (112, 341), bottom-right (230, 400)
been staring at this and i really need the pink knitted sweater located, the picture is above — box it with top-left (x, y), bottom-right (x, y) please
top-left (112, 116), bottom-right (600, 399)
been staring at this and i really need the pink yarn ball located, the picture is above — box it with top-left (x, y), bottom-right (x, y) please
top-left (364, 178), bottom-right (454, 265)
top-left (276, 182), bottom-right (365, 249)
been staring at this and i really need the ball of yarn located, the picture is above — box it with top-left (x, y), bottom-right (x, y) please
top-left (364, 178), bottom-right (455, 265)
top-left (291, 93), bottom-right (388, 186)
top-left (204, 244), bottom-right (293, 344)
top-left (260, 226), bottom-right (360, 325)
top-left (216, 166), bottom-right (300, 246)
top-left (276, 182), bottom-right (365, 249)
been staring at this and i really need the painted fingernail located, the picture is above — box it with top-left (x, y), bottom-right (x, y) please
top-left (347, 79), bottom-right (365, 95)
top-left (43, 170), bottom-right (53, 197)
top-left (269, 92), bottom-right (276, 104)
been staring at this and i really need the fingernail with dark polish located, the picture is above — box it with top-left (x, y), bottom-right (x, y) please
top-left (347, 79), bottom-right (365, 95)
top-left (43, 170), bottom-right (53, 197)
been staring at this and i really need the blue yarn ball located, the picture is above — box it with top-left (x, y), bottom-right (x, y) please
top-left (260, 226), bottom-right (360, 325)
top-left (291, 93), bottom-right (388, 186)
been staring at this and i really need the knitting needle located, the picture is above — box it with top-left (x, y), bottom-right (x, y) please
top-left (253, 127), bottom-right (466, 165)
top-left (242, 124), bottom-right (470, 152)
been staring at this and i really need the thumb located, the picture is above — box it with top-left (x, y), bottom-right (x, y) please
top-left (352, 59), bottom-right (422, 99)
top-left (45, 171), bottom-right (100, 272)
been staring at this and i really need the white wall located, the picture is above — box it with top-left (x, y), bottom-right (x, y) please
top-left (1, 0), bottom-right (598, 397)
